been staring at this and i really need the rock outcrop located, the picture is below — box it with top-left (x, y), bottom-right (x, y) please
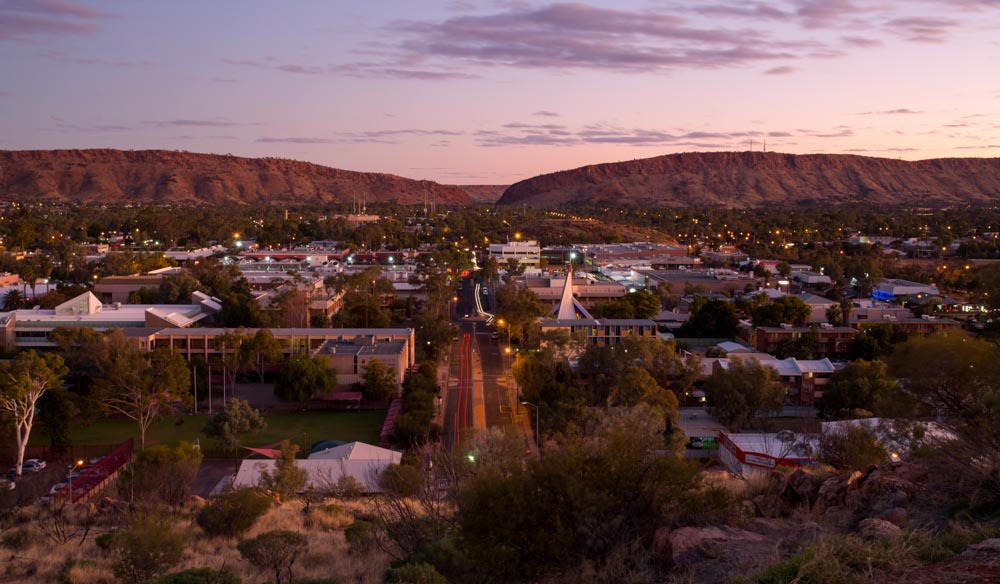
top-left (0, 149), bottom-right (472, 205)
top-left (497, 151), bottom-right (1000, 208)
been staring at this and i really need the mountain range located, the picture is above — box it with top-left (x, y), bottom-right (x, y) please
top-left (0, 149), bottom-right (472, 205)
top-left (497, 151), bottom-right (1000, 208)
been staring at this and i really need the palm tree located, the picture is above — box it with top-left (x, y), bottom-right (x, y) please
top-left (2, 290), bottom-right (24, 311)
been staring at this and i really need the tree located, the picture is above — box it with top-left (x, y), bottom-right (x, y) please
top-left (2, 289), bottom-right (24, 311)
top-left (196, 488), bottom-right (272, 537)
top-left (111, 515), bottom-right (185, 584)
top-left (751, 295), bottom-right (810, 327)
top-left (96, 333), bottom-right (192, 449)
top-left (274, 353), bottom-right (336, 403)
top-left (888, 334), bottom-right (1000, 487)
top-left (119, 442), bottom-right (203, 508)
top-left (38, 387), bottom-right (75, 454)
top-left (362, 360), bottom-right (397, 402)
top-left (158, 271), bottom-right (205, 304)
top-left (260, 441), bottom-right (308, 501)
top-left (458, 405), bottom-right (707, 580)
top-left (0, 351), bottom-right (67, 475)
top-left (203, 398), bottom-right (266, 451)
top-left (678, 299), bottom-right (739, 338)
top-left (237, 530), bottom-right (308, 584)
top-left (815, 360), bottom-right (904, 419)
top-left (241, 328), bottom-right (283, 383)
top-left (703, 359), bottom-right (786, 430)
top-left (214, 329), bottom-right (247, 403)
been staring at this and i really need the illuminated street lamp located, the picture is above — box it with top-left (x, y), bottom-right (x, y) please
top-left (67, 459), bottom-right (84, 503)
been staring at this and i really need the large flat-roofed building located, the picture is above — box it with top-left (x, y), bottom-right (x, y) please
top-left (488, 240), bottom-right (541, 267)
top-left (146, 327), bottom-right (416, 366)
top-left (315, 337), bottom-right (408, 386)
top-left (0, 291), bottom-right (221, 351)
top-left (851, 313), bottom-right (960, 337)
top-left (632, 267), bottom-right (760, 295)
top-left (581, 242), bottom-right (688, 267)
top-left (753, 325), bottom-right (856, 360)
top-left (872, 279), bottom-right (939, 302)
top-left (521, 274), bottom-right (627, 309)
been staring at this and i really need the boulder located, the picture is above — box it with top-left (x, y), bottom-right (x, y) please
top-left (781, 469), bottom-right (821, 504)
top-left (817, 471), bottom-right (862, 510)
top-left (858, 518), bottom-right (902, 540)
top-left (878, 507), bottom-right (909, 527)
top-left (824, 505), bottom-right (853, 530)
top-left (753, 494), bottom-right (788, 519)
top-left (891, 462), bottom-right (929, 484)
top-left (961, 538), bottom-right (1000, 559)
top-left (668, 526), bottom-right (767, 563)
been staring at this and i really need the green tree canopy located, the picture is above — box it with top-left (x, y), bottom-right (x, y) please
top-left (751, 295), bottom-right (811, 328)
top-left (815, 360), bottom-right (905, 420)
top-left (703, 358), bottom-right (786, 430)
top-left (274, 353), bottom-right (336, 403)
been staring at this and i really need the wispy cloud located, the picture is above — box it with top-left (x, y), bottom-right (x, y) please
top-left (255, 137), bottom-right (335, 144)
top-left (0, 0), bottom-right (111, 42)
top-left (226, 57), bottom-right (477, 81)
top-left (0, 90), bottom-right (8, 97)
top-left (859, 108), bottom-right (924, 115)
top-left (45, 121), bottom-right (131, 133)
top-left (884, 16), bottom-right (959, 43)
top-left (764, 65), bottom-right (797, 75)
top-left (143, 119), bottom-right (255, 128)
top-left (473, 120), bottom-right (860, 148)
top-left (533, 110), bottom-right (560, 117)
top-left (38, 50), bottom-right (153, 67)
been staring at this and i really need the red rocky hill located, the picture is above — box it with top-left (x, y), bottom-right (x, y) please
top-left (498, 151), bottom-right (1000, 208)
top-left (0, 149), bottom-right (472, 205)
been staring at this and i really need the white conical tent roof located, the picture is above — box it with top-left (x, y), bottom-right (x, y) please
top-left (555, 266), bottom-right (593, 320)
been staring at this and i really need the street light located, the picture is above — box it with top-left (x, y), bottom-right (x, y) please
top-left (521, 400), bottom-right (540, 454)
top-left (67, 459), bottom-right (84, 503)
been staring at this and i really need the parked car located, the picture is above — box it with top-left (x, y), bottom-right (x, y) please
top-left (22, 459), bottom-right (46, 472)
top-left (490, 332), bottom-right (500, 340)
top-left (49, 481), bottom-right (68, 495)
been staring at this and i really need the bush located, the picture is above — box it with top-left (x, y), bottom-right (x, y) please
top-left (1, 528), bottom-right (32, 550)
top-left (820, 426), bottom-right (888, 471)
top-left (196, 488), bottom-right (272, 538)
top-left (95, 531), bottom-right (117, 554)
top-left (56, 559), bottom-right (99, 584)
top-left (237, 530), bottom-right (308, 584)
top-left (144, 567), bottom-right (242, 584)
top-left (380, 464), bottom-right (423, 498)
top-left (383, 562), bottom-right (448, 584)
top-left (344, 520), bottom-right (373, 552)
top-left (111, 516), bottom-right (185, 583)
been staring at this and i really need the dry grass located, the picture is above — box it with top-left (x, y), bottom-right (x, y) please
top-left (0, 496), bottom-right (392, 583)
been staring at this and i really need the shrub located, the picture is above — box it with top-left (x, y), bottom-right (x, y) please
top-left (237, 530), bottom-right (308, 584)
top-left (820, 425), bottom-right (888, 471)
top-left (344, 520), bottom-right (373, 552)
top-left (333, 475), bottom-right (363, 499)
top-left (196, 488), bottom-right (271, 538)
top-left (1, 528), bottom-right (32, 550)
top-left (380, 464), bottom-right (423, 498)
top-left (55, 559), bottom-right (100, 584)
top-left (95, 531), bottom-right (117, 554)
top-left (383, 562), bottom-right (448, 584)
top-left (145, 567), bottom-right (242, 584)
top-left (111, 516), bottom-right (185, 584)
top-left (260, 442), bottom-right (308, 501)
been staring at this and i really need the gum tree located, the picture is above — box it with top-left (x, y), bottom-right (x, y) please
top-left (0, 351), bottom-right (68, 475)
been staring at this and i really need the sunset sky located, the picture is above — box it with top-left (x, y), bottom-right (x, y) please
top-left (1, 0), bottom-right (998, 184)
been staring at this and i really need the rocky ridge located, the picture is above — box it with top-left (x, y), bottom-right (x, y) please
top-left (497, 151), bottom-right (1000, 208)
top-left (0, 149), bottom-right (472, 205)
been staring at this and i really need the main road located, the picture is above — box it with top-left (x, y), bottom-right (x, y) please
top-left (440, 277), bottom-right (522, 450)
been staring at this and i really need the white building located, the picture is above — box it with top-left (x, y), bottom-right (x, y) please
top-left (488, 240), bottom-right (541, 267)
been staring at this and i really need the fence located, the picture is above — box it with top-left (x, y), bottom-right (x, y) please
top-left (55, 438), bottom-right (135, 504)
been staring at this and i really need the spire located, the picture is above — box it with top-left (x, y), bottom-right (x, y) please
top-left (555, 265), bottom-right (593, 320)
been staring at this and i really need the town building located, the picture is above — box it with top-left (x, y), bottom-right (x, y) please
top-left (488, 240), bottom-right (541, 267)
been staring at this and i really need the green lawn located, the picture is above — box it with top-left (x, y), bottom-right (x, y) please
top-left (40, 411), bottom-right (385, 451)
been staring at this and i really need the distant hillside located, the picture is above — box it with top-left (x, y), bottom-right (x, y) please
top-left (0, 149), bottom-right (472, 205)
top-left (498, 151), bottom-right (1000, 208)
top-left (456, 185), bottom-right (509, 204)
